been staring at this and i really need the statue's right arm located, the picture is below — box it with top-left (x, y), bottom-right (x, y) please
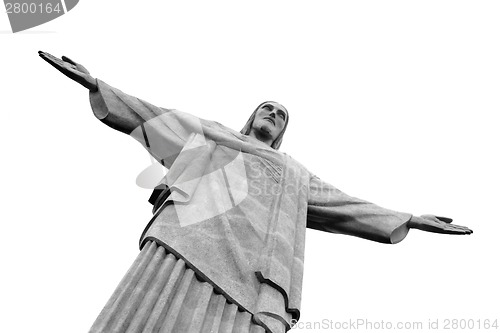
top-left (39, 51), bottom-right (194, 168)
top-left (88, 79), bottom-right (194, 168)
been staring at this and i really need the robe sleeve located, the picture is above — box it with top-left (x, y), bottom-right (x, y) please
top-left (307, 175), bottom-right (412, 244)
top-left (89, 79), bottom-right (201, 168)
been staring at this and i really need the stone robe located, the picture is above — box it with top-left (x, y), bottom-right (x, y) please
top-left (89, 80), bottom-right (412, 332)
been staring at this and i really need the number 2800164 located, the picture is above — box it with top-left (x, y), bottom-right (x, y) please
top-left (5, 2), bottom-right (62, 14)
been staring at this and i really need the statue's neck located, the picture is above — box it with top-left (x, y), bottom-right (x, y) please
top-left (248, 128), bottom-right (273, 147)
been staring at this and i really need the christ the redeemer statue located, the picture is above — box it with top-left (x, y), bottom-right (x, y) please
top-left (39, 51), bottom-right (472, 333)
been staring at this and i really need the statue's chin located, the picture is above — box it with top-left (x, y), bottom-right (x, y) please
top-left (259, 124), bottom-right (272, 136)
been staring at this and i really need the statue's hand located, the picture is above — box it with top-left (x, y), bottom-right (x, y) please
top-left (38, 51), bottom-right (97, 92)
top-left (408, 215), bottom-right (472, 235)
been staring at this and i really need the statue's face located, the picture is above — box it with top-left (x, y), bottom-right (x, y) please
top-left (251, 102), bottom-right (288, 142)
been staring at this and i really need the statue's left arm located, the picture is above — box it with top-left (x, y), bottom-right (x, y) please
top-left (307, 176), bottom-right (472, 244)
top-left (307, 175), bottom-right (412, 244)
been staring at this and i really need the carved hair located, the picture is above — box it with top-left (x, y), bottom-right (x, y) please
top-left (240, 101), bottom-right (289, 150)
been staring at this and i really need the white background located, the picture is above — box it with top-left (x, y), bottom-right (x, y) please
top-left (1, 1), bottom-right (499, 332)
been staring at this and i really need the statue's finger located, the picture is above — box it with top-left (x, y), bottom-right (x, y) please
top-left (39, 52), bottom-right (63, 66)
top-left (450, 228), bottom-right (469, 235)
top-left (441, 223), bottom-right (465, 233)
top-left (39, 53), bottom-right (76, 76)
top-left (40, 51), bottom-right (58, 61)
top-left (461, 227), bottom-right (473, 234)
top-left (46, 54), bottom-right (64, 65)
top-left (42, 58), bottom-right (64, 71)
top-left (39, 52), bottom-right (57, 65)
top-left (436, 216), bottom-right (453, 223)
top-left (62, 55), bottom-right (76, 65)
top-left (452, 224), bottom-right (471, 231)
top-left (448, 224), bottom-right (465, 231)
top-left (47, 57), bottom-right (65, 68)
top-left (450, 225), bottom-right (473, 234)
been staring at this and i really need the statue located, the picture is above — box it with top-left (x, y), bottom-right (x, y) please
top-left (38, 51), bottom-right (472, 333)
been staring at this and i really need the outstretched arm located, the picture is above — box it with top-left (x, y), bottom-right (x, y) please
top-left (307, 175), bottom-right (412, 244)
top-left (38, 51), bottom-right (202, 169)
top-left (307, 176), bottom-right (472, 244)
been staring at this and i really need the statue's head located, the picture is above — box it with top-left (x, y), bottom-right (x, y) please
top-left (240, 101), bottom-right (289, 150)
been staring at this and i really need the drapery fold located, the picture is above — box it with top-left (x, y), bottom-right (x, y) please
top-left (89, 241), bottom-right (268, 333)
